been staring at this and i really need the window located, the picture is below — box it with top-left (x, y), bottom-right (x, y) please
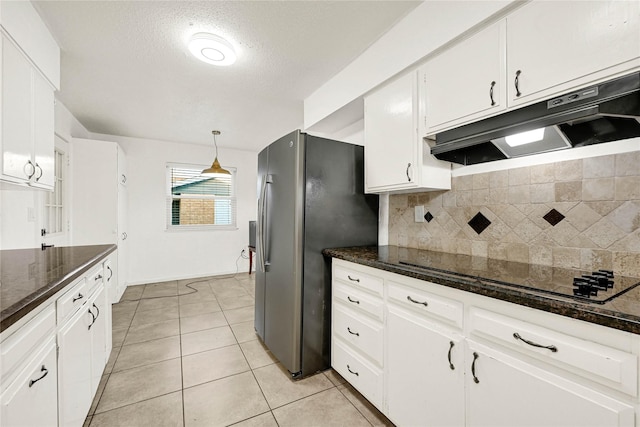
top-left (166, 163), bottom-right (237, 230)
top-left (44, 147), bottom-right (66, 234)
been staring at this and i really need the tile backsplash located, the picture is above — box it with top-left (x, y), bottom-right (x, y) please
top-left (388, 151), bottom-right (640, 277)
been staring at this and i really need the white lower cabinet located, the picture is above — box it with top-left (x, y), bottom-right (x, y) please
top-left (0, 337), bottom-right (58, 427)
top-left (58, 283), bottom-right (107, 427)
top-left (331, 259), bottom-right (640, 427)
top-left (466, 341), bottom-right (635, 427)
top-left (387, 306), bottom-right (465, 427)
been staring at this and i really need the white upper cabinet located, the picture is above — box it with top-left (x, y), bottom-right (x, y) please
top-left (424, 20), bottom-right (506, 133)
top-left (0, 0), bottom-right (59, 190)
top-left (507, 0), bottom-right (640, 106)
top-left (365, 71), bottom-right (451, 193)
top-left (423, 0), bottom-right (640, 136)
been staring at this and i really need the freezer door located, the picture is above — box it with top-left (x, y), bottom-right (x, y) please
top-left (262, 130), bottom-right (305, 375)
top-left (254, 147), bottom-right (269, 341)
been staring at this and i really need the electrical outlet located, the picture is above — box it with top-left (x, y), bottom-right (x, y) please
top-left (414, 205), bottom-right (425, 223)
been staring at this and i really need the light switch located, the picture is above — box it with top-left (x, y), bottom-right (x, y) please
top-left (414, 205), bottom-right (425, 223)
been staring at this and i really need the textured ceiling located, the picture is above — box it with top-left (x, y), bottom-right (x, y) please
top-left (33, 1), bottom-right (420, 152)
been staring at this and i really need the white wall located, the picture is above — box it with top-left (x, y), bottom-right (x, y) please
top-left (0, 101), bottom-right (87, 249)
top-left (90, 133), bottom-right (257, 285)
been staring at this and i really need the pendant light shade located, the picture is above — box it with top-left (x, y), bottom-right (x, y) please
top-left (202, 130), bottom-right (231, 177)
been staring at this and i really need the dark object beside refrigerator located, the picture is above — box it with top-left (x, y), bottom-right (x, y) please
top-left (255, 129), bottom-right (378, 378)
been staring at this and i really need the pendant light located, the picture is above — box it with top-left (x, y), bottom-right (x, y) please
top-left (201, 130), bottom-right (231, 177)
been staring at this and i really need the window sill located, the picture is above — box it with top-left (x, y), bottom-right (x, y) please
top-left (165, 225), bottom-right (239, 232)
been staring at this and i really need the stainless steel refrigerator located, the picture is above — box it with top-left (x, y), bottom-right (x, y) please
top-left (255, 130), bottom-right (378, 378)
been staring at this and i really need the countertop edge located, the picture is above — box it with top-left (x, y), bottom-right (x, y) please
top-left (323, 247), bottom-right (640, 335)
top-left (0, 245), bottom-right (117, 333)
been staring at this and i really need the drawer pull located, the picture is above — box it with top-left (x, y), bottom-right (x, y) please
top-left (347, 327), bottom-right (360, 337)
top-left (72, 293), bottom-right (84, 302)
top-left (107, 266), bottom-right (113, 280)
top-left (347, 296), bottom-right (360, 305)
top-left (471, 352), bottom-right (480, 384)
top-left (28, 365), bottom-right (49, 387)
top-left (93, 303), bottom-right (100, 320)
top-left (447, 341), bottom-right (455, 370)
top-left (95, 274), bottom-right (103, 281)
top-left (347, 275), bottom-right (360, 283)
top-left (407, 295), bottom-right (428, 307)
top-left (347, 364), bottom-right (359, 376)
top-left (513, 333), bottom-right (558, 352)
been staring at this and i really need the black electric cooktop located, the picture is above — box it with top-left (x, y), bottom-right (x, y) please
top-left (377, 246), bottom-right (640, 305)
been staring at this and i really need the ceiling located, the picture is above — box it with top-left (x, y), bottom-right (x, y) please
top-left (33, 1), bottom-right (421, 152)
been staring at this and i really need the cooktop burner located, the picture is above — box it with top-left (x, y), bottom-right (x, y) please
top-left (377, 246), bottom-right (640, 305)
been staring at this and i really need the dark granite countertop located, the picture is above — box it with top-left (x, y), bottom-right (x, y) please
top-left (1, 244), bottom-right (116, 333)
top-left (323, 246), bottom-right (640, 335)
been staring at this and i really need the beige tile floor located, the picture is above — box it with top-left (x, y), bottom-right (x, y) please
top-left (85, 273), bottom-right (394, 427)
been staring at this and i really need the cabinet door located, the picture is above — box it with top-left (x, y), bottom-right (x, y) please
top-left (364, 71), bottom-right (418, 191)
top-left (507, 1), bottom-right (640, 105)
top-left (423, 20), bottom-right (506, 133)
top-left (89, 285), bottom-right (107, 394)
top-left (386, 307), bottom-right (465, 427)
top-left (0, 339), bottom-right (58, 427)
top-left (1, 36), bottom-right (33, 183)
top-left (466, 341), bottom-right (635, 427)
top-left (57, 302), bottom-right (93, 426)
top-left (32, 71), bottom-right (55, 189)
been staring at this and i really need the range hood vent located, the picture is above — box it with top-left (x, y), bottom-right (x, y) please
top-left (431, 72), bottom-right (640, 165)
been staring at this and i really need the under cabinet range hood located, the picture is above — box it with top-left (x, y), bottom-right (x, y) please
top-left (431, 72), bottom-right (640, 165)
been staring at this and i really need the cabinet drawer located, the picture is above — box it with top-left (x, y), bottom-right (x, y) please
top-left (1, 305), bottom-right (55, 382)
top-left (1, 337), bottom-right (58, 427)
top-left (86, 265), bottom-right (104, 296)
top-left (56, 278), bottom-right (88, 324)
top-left (469, 307), bottom-right (638, 396)
top-left (387, 281), bottom-right (463, 329)
top-left (333, 305), bottom-right (383, 365)
top-left (334, 264), bottom-right (383, 297)
top-left (333, 282), bottom-right (383, 321)
top-left (332, 339), bottom-right (383, 409)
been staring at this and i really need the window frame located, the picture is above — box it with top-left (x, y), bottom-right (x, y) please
top-left (165, 162), bottom-right (238, 231)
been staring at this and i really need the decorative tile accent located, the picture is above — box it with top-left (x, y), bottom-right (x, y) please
top-left (468, 212), bottom-right (491, 235)
top-left (424, 211), bottom-right (434, 223)
top-left (543, 209), bottom-right (565, 226)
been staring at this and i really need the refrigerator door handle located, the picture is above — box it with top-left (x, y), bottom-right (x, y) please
top-left (262, 174), bottom-right (273, 271)
top-left (258, 175), bottom-right (268, 272)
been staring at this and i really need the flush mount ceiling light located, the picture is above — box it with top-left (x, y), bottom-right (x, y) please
top-left (188, 33), bottom-right (236, 66)
top-left (202, 130), bottom-right (231, 177)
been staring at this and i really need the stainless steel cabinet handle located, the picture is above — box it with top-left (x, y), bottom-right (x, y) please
top-left (28, 365), bottom-right (49, 387)
top-left (346, 364), bottom-right (359, 376)
top-left (513, 332), bottom-right (558, 352)
top-left (407, 295), bottom-right (428, 307)
top-left (347, 275), bottom-right (360, 283)
top-left (514, 70), bottom-right (522, 97)
top-left (72, 293), bottom-right (84, 303)
top-left (35, 163), bottom-right (43, 181)
top-left (471, 352), bottom-right (480, 383)
top-left (489, 81), bottom-right (496, 106)
top-left (347, 327), bottom-right (359, 337)
top-left (447, 341), bottom-right (455, 370)
top-left (347, 296), bottom-right (360, 305)
top-left (87, 307), bottom-right (96, 330)
top-left (406, 163), bottom-right (412, 182)
top-left (24, 160), bottom-right (36, 179)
